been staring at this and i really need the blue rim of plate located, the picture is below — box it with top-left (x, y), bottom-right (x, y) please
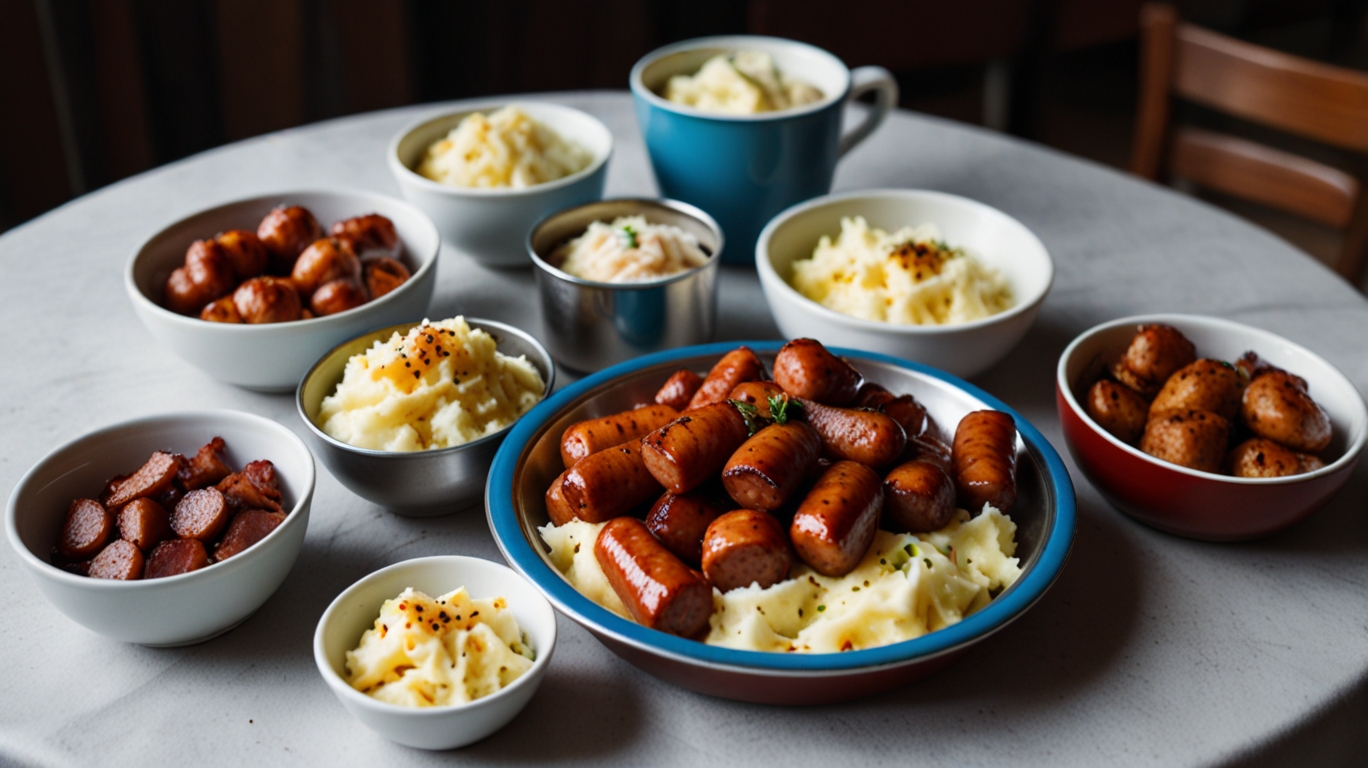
top-left (487, 341), bottom-right (1076, 673)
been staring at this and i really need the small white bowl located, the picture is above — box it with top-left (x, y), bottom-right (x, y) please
top-left (126, 189), bottom-right (441, 392)
top-left (5, 410), bottom-right (316, 646)
top-left (756, 189), bottom-right (1053, 378)
top-left (314, 556), bottom-right (557, 750)
top-left (388, 102), bottom-right (613, 267)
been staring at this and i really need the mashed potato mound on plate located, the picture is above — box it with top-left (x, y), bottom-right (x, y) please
top-left (317, 317), bottom-right (544, 451)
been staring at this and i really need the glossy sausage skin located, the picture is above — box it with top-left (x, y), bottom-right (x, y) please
top-left (171, 488), bottom-right (232, 542)
top-left (798, 398), bottom-right (906, 468)
top-left (1085, 379), bottom-right (1149, 445)
top-left (561, 441), bottom-right (662, 523)
top-left (883, 460), bottom-right (956, 533)
top-left (687, 347), bottom-right (764, 409)
top-left (721, 421), bottom-right (822, 511)
top-left (858, 383), bottom-right (931, 440)
top-left (1227, 437), bottom-right (1324, 478)
top-left (217, 468), bottom-right (283, 514)
top-left (330, 214), bottom-right (399, 258)
top-left (701, 509), bottom-right (792, 592)
top-left (310, 279), bottom-right (369, 317)
top-left (199, 296), bottom-right (243, 323)
top-left (644, 484), bottom-right (730, 568)
top-left (257, 205), bottom-right (323, 270)
top-left (144, 539), bottom-right (209, 579)
top-left (951, 410), bottom-right (1018, 514)
top-left (1149, 359), bottom-right (1244, 422)
top-left (907, 433), bottom-right (953, 474)
top-left (726, 381), bottom-right (787, 419)
top-left (178, 437), bottom-right (232, 491)
top-left (215, 229), bottom-right (269, 279)
top-left (595, 517), bottom-right (713, 638)
top-left (654, 369), bottom-right (703, 411)
top-left (544, 473), bottom-right (577, 526)
top-left (184, 239), bottom-right (237, 304)
top-left (233, 276), bottom-right (303, 324)
top-left (559, 404), bottom-right (679, 468)
top-left (1241, 371), bottom-right (1332, 453)
top-left (88, 539), bottom-right (144, 580)
top-left (292, 237), bottom-right (362, 297)
top-left (58, 499), bottom-right (114, 560)
top-left (640, 403), bottom-right (752, 494)
top-left (1139, 408), bottom-right (1230, 473)
top-left (790, 461), bottom-right (884, 577)
top-left (1112, 323), bottom-right (1196, 398)
top-left (117, 498), bottom-right (171, 552)
top-left (773, 338), bottom-right (861, 406)
top-left (106, 451), bottom-right (182, 509)
top-left (362, 257), bottom-right (410, 299)
top-left (214, 510), bottom-right (286, 560)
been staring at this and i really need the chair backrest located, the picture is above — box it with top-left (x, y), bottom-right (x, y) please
top-left (1130, 2), bottom-right (1368, 283)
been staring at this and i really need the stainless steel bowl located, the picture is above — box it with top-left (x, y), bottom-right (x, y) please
top-left (297, 318), bottom-right (555, 517)
top-left (528, 198), bottom-right (722, 373)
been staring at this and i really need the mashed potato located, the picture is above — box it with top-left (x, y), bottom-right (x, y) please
top-left (665, 51), bottom-right (823, 114)
top-left (790, 217), bottom-right (1014, 326)
top-left (554, 215), bottom-right (709, 283)
top-left (416, 106), bottom-right (592, 189)
top-left (317, 317), bottom-right (544, 451)
top-left (539, 507), bottom-right (1021, 653)
top-left (345, 586), bottom-right (534, 707)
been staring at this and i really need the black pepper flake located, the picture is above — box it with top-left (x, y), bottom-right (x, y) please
top-left (405, 362), bottom-right (411, 368)
top-left (413, 371), bottom-right (420, 379)
top-left (415, 606), bottom-right (423, 612)
top-left (471, 611), bottom-right (479, 617)
top-left (439, 611), bottom-right (449, 621)
top-left (431, 622), bottom-right (440, 631)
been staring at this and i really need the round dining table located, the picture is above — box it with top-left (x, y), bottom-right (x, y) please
top-left (1, 91), bottom-right (1365, 768)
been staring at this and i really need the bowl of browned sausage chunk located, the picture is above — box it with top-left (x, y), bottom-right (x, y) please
top-left (5, 410), bottom-right (315, 645)
top-left (1057, 314), bottom-right (1367, 541)
top-left (486, 338), bottom-right (1075, 704)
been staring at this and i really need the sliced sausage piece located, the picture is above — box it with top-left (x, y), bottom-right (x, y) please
top-left (640, 402), bottom-right (752, 494)
top-left (88, 539), bottom-right (144, 580)
top-left (178, 437), bottom-right (233, 491)
top-left (362, 256), bottom-right (410, 299)
top-left (722, 421), bottom-right (822, 511)
top-left (726, 380), bottom-right (787, 419)
top-left (217, 470), bottom-right (283, 513)
top-left (144, 539), bottom-right (210, 579)
top-left (561, 441), bottom-right (662, 523)
top-left (117, 497), bottom-right (172, 552)
top-left (798, 398), bottom-right (906, 468)
top-left (171, 488), bottom-right (232, 542)
top-left (701, 509), bottom-right (793, 592)
top-left (1112, 323), bottom-right (1197, 398)
top-left (58, 499), bottom-right (115, 560)
top-left (773, 338), bottom-right (862, 406)
top-left (687, 347), bottom-right (765, 409)
top-left (105, 451), bottom-right (183, 509)
top-left (544, 473), bottom-right (577, 526)
top-left (790, 461), bottom-right (884, 577)
top-left (952, 410), bottom-right (1019, 514)
top-left (559, 404), bottom-right (679, 468)
top-left (243, 459), bottom-right (280, 494)
top-left (654, 369), bottom-right (704, 411)
top-left (1242, 371), bottom-right (1332, 453)
top-left (883, 460), bottom-right (956, 533)
top-left (98, 473), bottom-right (128, 506)
top-left (1227, 437), bottom-right (1324, 478)
top-left (214, 510), bottom-right (286, 561)
top-left (645, 484), bottom-right (731, 568)
top-left (1149, 359), bottom-right (1245, 422)
top-left (595, 517), bottom-right (713, 638)
top-left (1085, 379), bottom-right (1150, 445)
top-left (1139, 408), bottom-right (1231, 473)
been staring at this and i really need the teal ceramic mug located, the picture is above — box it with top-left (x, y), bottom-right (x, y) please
top-left (630, 36), bottom-right (897, 264)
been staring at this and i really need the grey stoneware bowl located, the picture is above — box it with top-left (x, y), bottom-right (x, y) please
top-left (527, 197), bottom-right (722, 373)
top-left (297, 318), bottom-right (555, 517)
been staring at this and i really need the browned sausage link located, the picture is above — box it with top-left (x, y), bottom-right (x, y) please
top-left (217, 469), bottom-right (283, 513)
top-left (595, 517), bottom-right (713, 637)
top-left (88, 539), bottom-right (144, 580)
top-left (855, 382), bottom-right (931, 439)
top-left (560, 404), bottom-right (680, 468)
top-left (171, 488), bottom-right (232, 542)
top-left (117, 498), bottom-right (172, 552)
top-left (1139, 408), bottom-right (1231, 473)
top-left (855, 382), bottom-right (895, 409)
top-left (362, 257), bottom-right (410, 299)
top-left (907, 433), bottom-right (953, 474)
top-left (644, 484), bottom-right (730, 568)
top-left (798, 398), bottom-right (906, 468)
top-left (292, 238), bottom-right (362, 298)
top-left (773, 338), bottom-right (862, 406)
top-left (310, 279), bottom-right (370, 317)
top-left (701, 509), bottom-right (793, 592)
top-left (790, 461), bottom-right (884, 577)
top-left (544, 472), bottom-right (577, 526)
top-left (106, 451), bottom-right (183, 509)
top-left (1149, 359), bottom-right (1245, 422)
top-left (243, 460), bottom-right (280, 493)
top-left (178, 437), bottom-right (233, 491)
top-left (330, 213), bottom-right (400, 257)
top-left (1241, 371), bottom-right (1332, 453)
top-left (215, 229), bottom-right (269, 279)
top-left (1227, 437), bottom-right (1324, 478)
top-left (257, 205), bottom-right (323, 270)
top-left (184, 239), bottom-right (237, 304)
top-left (721, 421), bottom-right (822, 511)
top-left (640, 402), bottom-right (752, 494)
top-left (1085, 379), bottom-right (1149, 445)
top-left (952, 410), bottom-right (1018, 514)
top-left (687, 347), bottom-right (765, 409)
top-left (726, 381), bottom-right (787, 419)
top-left (199, 296), bottom-right (243, 323)
top-left (233, 276), bottom-right (303, 323)
top-left (144, 539), bottom-right (210, 579)
top-left (214, 510), bottom-right (286, 561)
top-left (654, 369), bottom-right (704, 411)
top-left (561, 441), bottom-right (662, 523)
top-left (1112, 323), bottom-right (1197, 398)
top-left (58, 499), bottom-right (114, 560)
top-left (164, 266), bottom-right (215, 315)
top-left (883, 460), bottom-right (956, 533)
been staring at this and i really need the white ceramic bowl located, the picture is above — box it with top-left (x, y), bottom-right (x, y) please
top-left (756, 189), bottom-right (1053, 378)
top-left (388, 102), bottom-right (613, 267)
top-left (314, 556), bottom-right (556, 750)
top-left (127, 190), bottom-right (440, 392)
top-left (5, 410), bottom-right (315, 646)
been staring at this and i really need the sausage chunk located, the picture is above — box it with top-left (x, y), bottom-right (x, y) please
top-left (310, 278), bottom-right (369, 317)
top-left (1227, 437), bottom-right (1325, 478)
top-left (163, 266), bottom-right (217, 316)
top-left (105, 451), bottom-right (183, 509)
top-left (292, 237), bottom-right (362, 298)
top-left (798, 398), bottom-right (906, 468)
top-left (217, 468), bottom-right (283, 513)
top-left (951, 410), bottom-right (1018, 514)
top-left (640, 402), bottom-right (752, 494)
top-left (331, 213), bottom-right (400, 258)
top-left (1112, 323), bottom-right (1197, 397)
top-left (117, 497), bottom-right (172, 552)
top-left (655, 369), bottom-right (703, 411)
top-left (257, 205), bottom-right (323, 271)
top-left (199, 296), bottom-right (243, 323)
top-left (1139, 408), bottom-right (1231, 473)
top-left (58, 499), bottom-right (115, 560)
top-left (233, 276), bottom-right (303, 324)
top-left (1085, 379), bottom-right (1149, 444)
top-left (214, 510), bottom-right (286, 561)
top-left (790, 461), bottom-right (884, 577)
top-left (144, 539), bottom-right (210, 579)
top-left (544, 473), bottom-right (577, 526)
top-left (560, 440), bottom-right (662, 522)
top-left (701, 510), bottom-right (793, 592)
top-left (362, 257), bottom-right (410, 299)
top-left (1149, 359), bottom-right (1245, 422)
top-left (559, 404), bottom-right (679, 468)
top-left (215, 229), bottom-right (269, 279)
top-left (183, 239), bottom-right (238, 304)
top-left (644, 484), bottom-right (730, 568)
top-left (88, 539), bottom-right (144, 580)
top-left (726, 381), bottom-right (787, 419)
top-left (721, 421), bottom-right (822, 511)
top-left (773, 338), bottom-right (862, 406)
top-left (1241, 371), bottom-right (1332, 453)
top-left (883, 460), bottom-right (957, 533)
top-left (171, 488), bottom-right (232, 542)
top-left (595, 517), bottom-right (713, 638)
top-left (687, 347), bottom-right (765, 409)
top-left (178, 437), bottom-right (233, 491)
top-left (858, 383), bottom-right (932, 440)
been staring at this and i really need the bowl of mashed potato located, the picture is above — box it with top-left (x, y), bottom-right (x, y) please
top-left (389, 102), bottom-right (612, 266)
top-left (297, 316), bottom-right (554, 516)
top-left (757, 189), bottom-right (1054, 379)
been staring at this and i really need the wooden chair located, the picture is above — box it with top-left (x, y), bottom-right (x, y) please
top-left (1130, 2), bottom-right (1368, 284)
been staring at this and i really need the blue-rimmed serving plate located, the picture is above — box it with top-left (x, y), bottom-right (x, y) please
top-left (486, 341), bottom-right (1075, 704)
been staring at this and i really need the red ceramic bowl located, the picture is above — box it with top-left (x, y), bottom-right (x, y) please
top-left (1057, 314), bottom-right (1367, 541)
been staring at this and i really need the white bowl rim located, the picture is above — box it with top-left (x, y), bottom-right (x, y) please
top-left (312, 555), bottom-right (556, 717)
top-left (386, 100), bottom-right (614, 199)
top-left (1056, 312), bottom-right (1368, 485)
top-left (124, 188), bottom-right (441, 332)
top-left (755, 188), bottom-right (1055, 336)
top-left (4, 409), bottom-right (316, 589)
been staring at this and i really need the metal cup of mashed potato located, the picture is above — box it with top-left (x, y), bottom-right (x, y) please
top-left (528, 198), bottom-right (722, 372)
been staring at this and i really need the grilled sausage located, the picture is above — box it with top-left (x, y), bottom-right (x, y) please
top-left (726, 381), bottom-right (787, 419)
top-left (952, 410), bottom-right (1018, 514)
top-left (721, 421), bottom-right (822, 511)
top-left (687, 347), bottom-right (765, 409)
top-left (1112, 323), bottom-right (1197, 398)
top-left (1227, 437), bottom-right (1324, 478)
top-left (773, 338), bottom-right (862, 406)
top-left (215, 229), bottom-right (269, 279)
top-left (144, 539), bottom-right (209, 579)
top-left (214, 510), bottom-right (286, 561)
top-left (595, 517), bottom-right (713, 637)
top-left (790, 461), bottom-right (883, 577)
top-left (233, 276), bottom-right (303, 324)
top-left (560, 404), bottom-right (679, 468)
top-left (310, 278), bottom-right (369, 317)
top-left (163, 266), bottom-right (218, 316)
top-left (640, 402), bottom-right (752, 494)
top-left (58, 499), bottom-right (114, 560)
top-left (701, 509), bottom-right (792, 592)
top-left (798, 398), bottom-right (906, 468)
top-left (105, 451), bottom-right (183, 509)
top-left (117, 498), bottom-right (171, 552)
top-left (88, 539), bottom-right (144, 580)
top-left (217, 469), bottom-right (283, 513)
top-left (292, 237), bottom-right (362, 298)
top-left (243, 460), bottom-right (280, 494)
top-left (561, 440), bottom-right (662, 522)
top-left (644, 484), bottom-right (730, 568)
top-left (1149, 359), bottom-right (1245, 422)
top-left (544, 473), bottom-right (577, 526)
top-left (655, 369), bottom-right (704, 411)
top-left (858, 383), bottom-right (931, 440)
top-left (362, 256), bottom-right (410, 299)
top-left (883, 460), bottom-right (957, 533)
top-left (1139, 408), bottom-right (1231, 473)
top-left (330, 213), bottom-right (400, 258)
top-left (199, 296), bottom-right (243, 323)
top-left (178, 437), bottom-right (233, 491)
top-left (907, 432), bottom-right (953, 475)
top-left (257, 205), bottom-right (323, 271)
top-left (1242, 371), bottom-right (1332, 453)
top-left (171, 488), bottom-right (232, 542)
top-left (1085, 379), bottom-right (1149, 444)
top-left (184, 239), bottom-right (238, 303)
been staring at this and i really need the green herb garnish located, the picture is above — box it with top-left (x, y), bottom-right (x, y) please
top-left (728, 399), bottom-right (762, 437)
top-left (768, 394), bottom-right (800, 425)
top-left (817, 605), bottom-right (826, 612)
top-left (621, 224), bottom-right (639, 249)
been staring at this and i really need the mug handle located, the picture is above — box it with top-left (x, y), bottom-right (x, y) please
top-left (838, 66), bottom-right (899, 158)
